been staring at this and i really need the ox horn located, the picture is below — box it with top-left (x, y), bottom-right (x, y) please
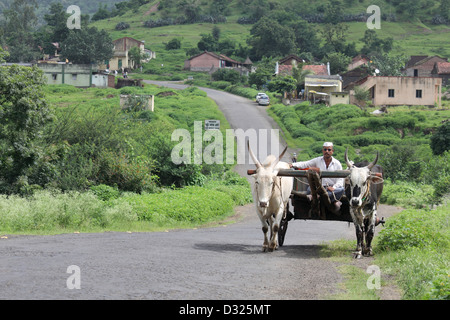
top-left (367, 151), bottom-right (379, 170)
top-left (247, 140), bottom-right (261, 168)
top-left (277, 145), bottom-right (288, 164)
top-left (270, 145), bottom-right (288, 169)
top-left (344, 148), bottom-right (353, 168)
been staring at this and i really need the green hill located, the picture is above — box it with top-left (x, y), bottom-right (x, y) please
top-left (0, 0), bottom-right (125, 24)
top-left (90, 0), bottom-right (450, 63)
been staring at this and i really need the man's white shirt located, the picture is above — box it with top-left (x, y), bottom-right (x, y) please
top-left (292, 156), bottom-right (344, 189)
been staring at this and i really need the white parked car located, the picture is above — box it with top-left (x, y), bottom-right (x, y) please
top-left (258, 96), bottom-right (270, 106)
top-left (255, 93), bottom-right (268, 103)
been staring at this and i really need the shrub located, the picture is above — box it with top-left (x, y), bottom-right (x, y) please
top-left (430, 121), bottom-right (450, 155)
top-left (95, 150), bottom-right (156, 193)
top-left (90, 184), bottom-right (120, 201)
top-left (124, 186), bottom-right (235, 224)
top-left (165, 38), bottom-right (181, 50)
top-left (378, 207), bottom-right (447, 251)
top-left (0, 190), bottom-right (137, 232)
top-left (211, 68), bottom-right (241, 83)
top-left (115, 22), bottom-right (130, 30)
top-left (423, 273), bottom-right (450, 300)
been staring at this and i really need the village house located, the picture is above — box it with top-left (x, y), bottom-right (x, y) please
top-left (304, 75), bottom-right (345, 105)
top-left (279, 54), bottom-right (305, 67)
top-left (38, 62), bottom-right (115, 88)
top-left (99, 37), bottom-right (155, 72)
top-left (341, 66), bottom-right (371, 88)
top-left (349, 76), bottom-right (442, 108)
top-left (431, 62), bottom-right (450, 86)
top-left (402, 55), bottom-right (448, 77)
top-left (277, 63), bottom-right (329, 77)
top-left (347, 55), bottom-right (370, 71)
top-left (184, 51), bottom-right (252, 75)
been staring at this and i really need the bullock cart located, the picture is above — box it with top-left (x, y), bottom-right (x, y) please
top-left (276, 168), bottom-right (354, 246)
top-left (247, 168), bottom-right (360, 246)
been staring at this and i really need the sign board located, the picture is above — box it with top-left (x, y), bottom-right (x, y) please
top-left (204, 120), bottom-right (220, 130)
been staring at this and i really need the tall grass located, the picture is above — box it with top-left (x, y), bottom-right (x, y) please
top-left (0, 175), bottom-right (253, 234)
top-left (376, 205), bottom-right (450, 299)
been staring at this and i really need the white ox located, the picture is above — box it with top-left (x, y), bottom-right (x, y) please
top-left (344, 148), bottom-right (384, 259)
top-left (248, 142), bottom-right (293, 252)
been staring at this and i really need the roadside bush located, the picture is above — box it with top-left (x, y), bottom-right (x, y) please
top-left (380, 180), bottom-right (434, 208)
top-left (124, 186), bottom-right (235, 224)
top-left (378, 207), bottom-right (448, 251)
top-left (212, 68), bottom-right (242, 83)
top-left (95, 150), bottom-right (156, 193)
top-left (0, 190), bottom-right (137, 232)
top-left (210, 81), bottom-right (232, 89)
top-left (90, 184), bottom-right (120, 201)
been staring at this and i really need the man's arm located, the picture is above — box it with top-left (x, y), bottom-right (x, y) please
top-left (291, 158), bottom-right (319, 169)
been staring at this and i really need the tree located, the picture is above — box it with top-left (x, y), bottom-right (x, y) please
top-left (248, 57), bottom-right (275, 89)
top-left (60, 27), bottom-right (114, 64)
top-left (197, 33), bottom-right (218, 52)
top-left (360, 29), bottom-right (393, 56)
top-left (430, 122), bottom-right (450, 155)
top-left (212, 26), bottom-right (221, 41)
top-left (247, 16), bottom-right (295, 60)
top-left (0, 63), bottom-right (53, 192)
top-left (35, 3), bottom-right (71, 55)
top-left (292, 66), bottom-right (313, 92)
top-left (324, 0), bottom-right (344, 24)
top-left (367, 53), bottom-right (407, 76)
top-left (165, 38), bottom-right (181, 50)
top-left (325, 52), bottom-right (351, 74)
top-left (1, 0), bottom-right (40, 62)
top-left (353, 86), bottom-right (370, 108)
top-left (129, 46), bottom-right (149, 68)
top-left (181, 0), bottom-right (201, 23)
top-left (289, 18), bottom-right (320, 55)
top-left (92, 4), bottom-right (110, 21)
top-left (267, 76), bottom-right (297, 97)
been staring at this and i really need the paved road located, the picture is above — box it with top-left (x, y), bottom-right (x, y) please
top-left (0, 81), bottom-right (401, 300)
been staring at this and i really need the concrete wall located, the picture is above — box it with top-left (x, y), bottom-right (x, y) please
top-left (330, 92), bottom-right (350, 106)
top-left (360, 76), bottom-right (442, 107)
top-left (38, 63), bottom-right (94, 87)
top-left (186, 53), bottom-right (220, 71)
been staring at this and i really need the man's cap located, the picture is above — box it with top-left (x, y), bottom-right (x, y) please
top-left (323, 142), bottom-right (333, 147)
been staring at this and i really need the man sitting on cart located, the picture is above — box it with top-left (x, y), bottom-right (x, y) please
top-left (289, 142), bottom-right (344, 213)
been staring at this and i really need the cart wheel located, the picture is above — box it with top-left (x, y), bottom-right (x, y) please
top-left (278, 217), bottom-right (288, 247)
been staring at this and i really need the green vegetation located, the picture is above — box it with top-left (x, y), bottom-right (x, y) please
top-left (377, 205), bottom-right (450, 300)
top-left (270, 99), bottom-right (450, 300)
top-left (0, 173), bottom-right (251, 234)
top-left (1, 0), bottom-right (450, 300)
top-left (0, 63), bottom-right (252, 233)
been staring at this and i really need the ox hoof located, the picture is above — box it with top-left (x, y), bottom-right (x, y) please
top-left (262, 246), bottom-right (268, 252)
top-left (364, 248), bottom-right (374, 257)
top-left (353, 251), bottom-right (362, 259)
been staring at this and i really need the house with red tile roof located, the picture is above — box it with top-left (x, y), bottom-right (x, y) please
top-left (184, 51), bottom-right (252, 75)
top-left (302, 64), bottom-right (328, 75)
top-left (431, 62), bottom-right (450, 86)
top-left (403, 55), bottom-right (448, 77)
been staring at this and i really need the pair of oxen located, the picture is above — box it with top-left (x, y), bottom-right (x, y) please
top-left (248, 142), bottom-right (383, 259)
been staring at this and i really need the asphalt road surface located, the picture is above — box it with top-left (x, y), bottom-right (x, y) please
top-left (0, 81), bottom-right (402, 300)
